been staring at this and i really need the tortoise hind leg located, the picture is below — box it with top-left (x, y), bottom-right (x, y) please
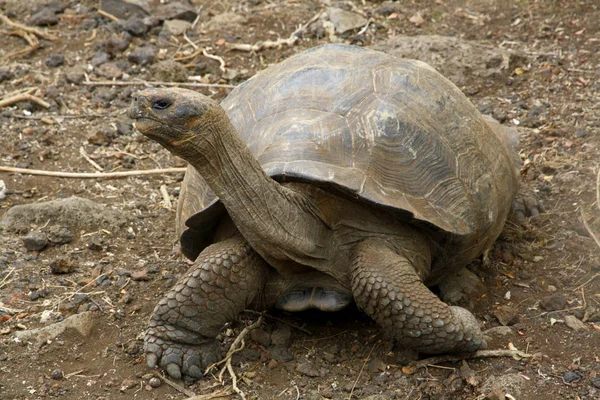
top-left (145, 236), bottom-right (271, 379)
top-left (351, 238), bottom-right (486, 353)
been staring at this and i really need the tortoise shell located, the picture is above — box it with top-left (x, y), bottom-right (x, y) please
top-left (177, 44), bottom-right (518, 262)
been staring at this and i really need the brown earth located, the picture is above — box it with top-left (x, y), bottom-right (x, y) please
top-left (1, 0), bottom-right (599, 399)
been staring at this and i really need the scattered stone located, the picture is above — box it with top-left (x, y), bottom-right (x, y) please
top-left (564, 315), bottom-right (589, 331)
top-left (122, 18), bottom-right (148, 37)
top-left (250, 329), bottom-right (271, 347)
top-left (376, 2), bottom-right (404, 16)
top-left (153, 1), bottom-right (198, 22)
top-left (46, 225), bottom-right (73, 245)
top-left (22, 231), bottom-right (49, 251)
top-left (96, 62), bottom-right (123, 79)
top-left (541, 294), bottom-right (567, 311)
top-left (367, 358), bottom-right (387, 372)
top-left (438, 268), bottom-right (485, 304)
top-left (563, 370), bottom-right (583, 384)
top-left (29, 289), bottom-right (49, 301)
top-left (492, 305), bottom-right (519, 326)
top-left (100, 0), bottom-right (150, 20)
top-left (128, 45), bottom-right (157, 65)
top-left (270, 346), bottom-right (294, 362)
top-left (131, 269), bottom-right (150, 281)
top-left (0, 66), bottom-right (13, 83)
top-left (15, 312), bottom-right (95, 343)
top-left (480, 374), bottom-right (524, 398)
top-left (105, 34), bottom-right (132, 56)
top-left (120, 377), bottom-right (138, 392)
top-left (296, 362), bottom-right (320, 377)
top-left (327, 7), bottom-right (367, 34)
top-left (150, 60), bottom-right (188, 82)
top-left (484, 326), bottom-right (514, 337)
top-left (591, 377), bottom-right (600, 389)
top-left (148, 377), bottom-right (161, 388)
top-left (409, 12), bottom-right (426, 26)
top-left (88, 240), bottom-right (104, 251)
top-left (547, 284), bottom-right (557, 292)
top-left (65, 66), bottom-right (86, 84)
top-left (0, 197), bottom-right (131, 233)
top-left (240, 348), bottom-right (260, 361)
top-left (90, 51), bottom-right (111, 67)
top-left (51, 369), bottom-right (64, 380)
top-left (45, 54), bottom-right (64, 68)
top-left (271, 325), bottom-right (291, 347)
top-left (163, 19), bottom-right (192, 36)
top-left (40, 310), bottom-right (56, 324)
top-left (205, 13), bottom-right (247, 31)
top-left (50, 257), bottom-right (76, 274)
top-left (29, 8), bottom-right (58, 26)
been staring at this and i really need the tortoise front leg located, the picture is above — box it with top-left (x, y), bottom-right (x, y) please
top-left (145, 236), bottom-right (271, 379)
top-left (351, 238), bottom-right (486, 353)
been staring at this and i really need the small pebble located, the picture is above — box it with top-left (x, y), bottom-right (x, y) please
top-left (51, 369), bottom-right (64, 380)
top-left (148, 377), bottom-right (161, 388)
top-left (50, 257), bottom-right (76, 274)
top-left (541, 294), bottom-right (567, 311)
top-left (269, 346), bottom-right (294, 362)
top-left (250, 328), bottom-right (271, 347)
top-left (563, 370), bottom-right (583, 384)
top-left (22, 231), bottom-right (48, 251)
top-left (45, 54), bottom-right (65, 68)
top-left (127, 45), bottom-right (157, 66)
top-left (29, 8), bottom-right (58, 26)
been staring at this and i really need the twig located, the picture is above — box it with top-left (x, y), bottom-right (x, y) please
top-left (409, 349), bottom-right (533, 371)
top-left (228, 11), bottom-right (321, 52)
top-left (97, 9), bottom-right (119, 22)
top-left (6, 113), bottom-right (112, 120)
top-left (580, 207), bottom-right (600, 250)
top-left (154, 373), bottom-right (196, 397)
top-left (244, 309), bottom-right (311, 335)
top-left (0, 302), bottom-right (23, 314)
top-left (202, 49), bottom-right (226, 73)
top-left (571, 273), bottom-right (600, 291)
top-left (596, 168), bottom-right (600, 211)
top-left (79, 147), bottom-right (103, 172)
top-left (348, 342), bottom-right (377, 400)
top-left (0, 166), bottom-right (187, 179)
top-left (186, 387), bottom-right (234, 400)
top-left (205, 315), bottom-right (264, 400)
top-left (82, 79), bottom-right (235, 89)
top-left (0, 267), bottom-right (15, 290)
top-left (3, 29), bottom-right (39, 60)
top-left (64, 369), bottom-right (85, 379)
top-left (0, 93), bottom-right (50, 109)
top-left (0, 12), bottom-right (58, 41)
top-left (159, 184), bottom-right (173, 209)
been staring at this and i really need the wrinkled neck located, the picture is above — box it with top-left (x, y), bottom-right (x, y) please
top-left (184, 114), bottom-right (331, 265)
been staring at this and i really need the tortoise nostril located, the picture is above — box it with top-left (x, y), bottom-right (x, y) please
top-left (134, 96), bottom-right (138, 102)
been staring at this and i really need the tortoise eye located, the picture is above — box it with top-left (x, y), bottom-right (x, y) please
top-left (152, 99), bottom-right (171, 110)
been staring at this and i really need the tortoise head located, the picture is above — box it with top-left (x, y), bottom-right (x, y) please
top-left (129, 88), bottom-right (222, 158)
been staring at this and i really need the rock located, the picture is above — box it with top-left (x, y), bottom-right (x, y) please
top-left (409, 12), bottom-right (425, 26)
top-left (45, 54), bottom-right (65, 68)
top-left (88, 239), bottom-right (104, 251)
top-left (205, 12), bottom-right (247, 31)
top-left (96, 62), bottom-right (123, 79)
top-left (150, 60), bottom-right (188, 82)
top-left (15, 312), bottom-right (95, 343)
top-left (46, 225), bottom-right (73, 244)
top-left (564, 315), bottom-right (589, 331)
top-left (438, 268), bottom-right (485, 304)
top-left (327, 7), bottom-right (367, 34)
top-left (120, 377), bottom-right (138, 391)
top-left (480, 374), bottom-right (524, 398)
top-left (541, 294), bottom-right (567, 311)
top-left (131, 269), bottom-right (149, 281)
top-left (100, 0), bottom-right (150, 20)
top-left (65, 66), bottom-right (86, 84)
top-left (563, 370), bottom-right (583, 384)
top-left (0, 66), bottom-right (13, 82)
top-left (0, 197), bottom-right (131, 233)
top-left (51, 369), bottom-right (64, 380)
top-left (492, 305), bottom-right (519, 326)
top-left (22, 231), bottom-right (48, 251)
top-left (591, 377), bottom-right (600, 389)
top-left (90, 51), bottom-right (111, 67)
top-left (122, 17), bottom-right (148, 36)
top-left (105, 34), bottom-right (132, 56)
top-left (29, 8), bottom-right (58, 26)
top-left (296, 362), bottom-right (320, 377)
top-left (376, 2), bottom-right (404, 16)
top-left (50, 257), bottom-right (76, 274)
top-left (163, 19), bottom-right (192, 36)
top-left (250, 329), bottom-right (271, 347)
top-left (153, 1), bottom-right (198, 22)
top-left (374, 35), bottom-right (527, 86)
top-left (128, 45), bottom-right (157, 65)
top-left (367, 358), bottom-right (387, 372)
top-left (271, 325), bottom-right (291, 347)
top-left (270, 346), bottom-right (294, 362)
top-left (484, 326), bottom-right (514, 337)
top-left (148, 377), bottom-right (161, 388)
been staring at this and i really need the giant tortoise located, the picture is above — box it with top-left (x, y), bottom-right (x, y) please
top-left (129, 44), bottom-right (538, 379)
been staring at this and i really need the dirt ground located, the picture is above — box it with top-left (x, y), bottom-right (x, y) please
top-left (1, 0), bottom-right (599, 399)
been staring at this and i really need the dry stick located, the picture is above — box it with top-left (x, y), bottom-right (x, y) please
top-left (580, 207), bottom-right (600, 250)
top-left (79, 147), bottom-right (103, 172)
top-left (159, 184), bottom-right (172, 209)
top-left (154, 373), bottom-right (197, 397)
top-left (348, 342), bottom-right (377, 400)
top-left (244, 309), bottom-right (311, 335)
top-left (97, 9), bottom-right (119, 22)
top-left (3, 29), bottom-right (39, 60)
top-left (186, 387), bottom-right (234, 400)
top-left (205, 315), bottom-right (265, 400)
top-left (596, 168), bottom-right (600, 211)
top-left (0, 302), bottom-right (23, 314)
top-left (228, 11), bottom-right (322, 52)
top-left (0, 93), bottom-right (50, 109)
top-left (82, 80), bottom-right (235, 89)
top-left (409, 349), bottom-right (532, 371)
top-left (572, 273), bottom-right (600, 292)
top-left (0, 12), bottom-right (58, 41)
top-left (202, 49), bottom-right (226, 73)
top-left (0, 166), bottom-right (187, 179)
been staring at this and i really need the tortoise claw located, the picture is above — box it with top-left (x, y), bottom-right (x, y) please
top-left (511, 194), bottom-right (544, 222)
